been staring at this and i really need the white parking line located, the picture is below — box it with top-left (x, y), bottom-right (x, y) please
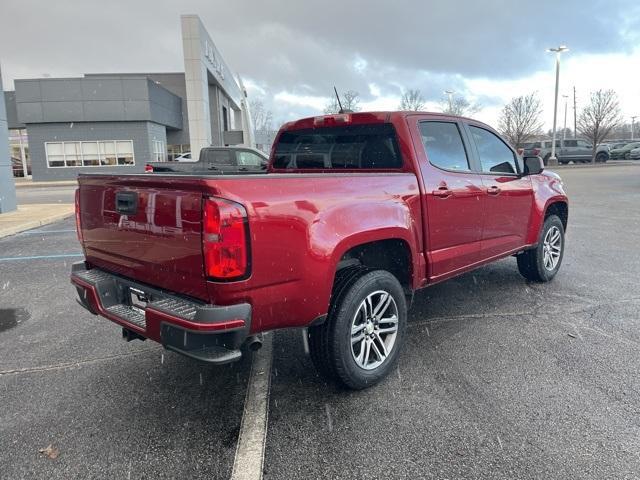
top-left (230, 333), bottom-right (273, 480)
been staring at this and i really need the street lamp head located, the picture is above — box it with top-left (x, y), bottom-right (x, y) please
top-left (548, 46), bottom-right (569, 53)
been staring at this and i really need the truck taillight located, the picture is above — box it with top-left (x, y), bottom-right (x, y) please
top-left (75, 188), bottom-right (83, 244)
top-left (203, 197), bottom-right (250, 280)
top-left (144, 164), bottom-right (153, 173)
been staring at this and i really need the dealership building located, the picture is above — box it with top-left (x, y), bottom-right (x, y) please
top-left (4, 15), bottom-right (254, 181)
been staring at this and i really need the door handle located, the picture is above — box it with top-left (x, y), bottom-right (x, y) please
top-left (432, 187), bottom-right (452, 198)
top-left (487, 186), bottom-right (501, 195)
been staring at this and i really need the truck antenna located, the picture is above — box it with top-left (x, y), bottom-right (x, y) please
top-left (334, 86), bottom-right (345, 114)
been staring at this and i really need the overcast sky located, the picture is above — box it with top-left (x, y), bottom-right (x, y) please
top-left (1, 0), bottom-right (639, 129)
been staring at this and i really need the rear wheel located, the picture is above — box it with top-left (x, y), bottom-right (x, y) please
top-left (596, 152), bottom-right (608, 163)
top-left (517, 215), bottom-right (565, 282)
top-left (308, 269), bottom-right (407, 389)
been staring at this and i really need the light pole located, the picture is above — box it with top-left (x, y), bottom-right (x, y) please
top-left (632, 116), bottom-right (637, 141)
top-left (547, 46), bottom-right (569, 165)
top-left (444, 90), bottom-right (455, 113)
top-left (562, 94), bottom-right (569, 141)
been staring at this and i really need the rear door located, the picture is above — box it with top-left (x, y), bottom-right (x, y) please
top-left (78, 175), bottom-right (209, 300)
top-left (201, 149), bottom-right (236, 173)
top-left (410, 118), bottom-right (485, 280)
top-left (465, 124), bottom-right (534, 259)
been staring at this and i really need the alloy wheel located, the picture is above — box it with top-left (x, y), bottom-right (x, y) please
top-left (542, 226), bottom-right (562, 271)
top-left (350, 290), bottom-right (399, 370)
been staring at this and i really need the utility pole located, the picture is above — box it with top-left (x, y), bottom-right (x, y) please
top-left (562, 94), bottom-right (569, 141)
top-left (573, 86), bottom-right (577, 139)
top-left (444, 90), bottom-right (454, 113)
top-left (547, 46), bottom-right (569, 165)
top-left (632, 116), bottom-right (637, 141)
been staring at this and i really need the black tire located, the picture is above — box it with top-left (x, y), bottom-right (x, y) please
top-left (595, 152), bottom-right (608, 163)
top-left (517, 215), bottom-right (565, 282)
top-left (308, 269), bottom-right (407, 390)
top-left (559, 160), bottom-right (569, 165)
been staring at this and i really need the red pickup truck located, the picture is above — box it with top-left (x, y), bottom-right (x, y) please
top-left (71, 112), bottom-right (568, 389)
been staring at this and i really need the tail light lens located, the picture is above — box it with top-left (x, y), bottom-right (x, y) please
top-left (203, 197), bottom-right (250, 280)
top-left (144, 164), bottom-right (153, 173)
top-left (75, 188), bottom-right (84, 244)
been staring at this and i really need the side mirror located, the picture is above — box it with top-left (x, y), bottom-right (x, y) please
top-left (523, 156), bottom-right (544, 175)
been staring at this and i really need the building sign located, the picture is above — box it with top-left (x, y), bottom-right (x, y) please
top-left (204, 40), bottom-right (225, 80)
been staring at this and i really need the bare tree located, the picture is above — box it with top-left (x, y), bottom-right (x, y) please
top-left (440, 94), bottom-right (481, 116)
top-left (498, 93), bottom-right (544, 148)
top-left (324, 90), bottom-right (361, 114)
top-left (399, 89), bottom-right (425, 111)
top-left (577, 89), bottom-right (622, 162)
top-left (249, 99), bottom-right (273, 132)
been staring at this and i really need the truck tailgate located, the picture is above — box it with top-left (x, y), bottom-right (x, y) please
top-left (78, 174), bottom-right (209, 301)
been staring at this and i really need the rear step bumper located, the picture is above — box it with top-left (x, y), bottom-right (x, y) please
top-left (70, 262), bottom-right (250, 364)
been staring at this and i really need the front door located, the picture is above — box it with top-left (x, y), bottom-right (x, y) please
top-left (465, 124), bottom-right (534, 259)
top-left (412, 119), bottom-right (485, 280)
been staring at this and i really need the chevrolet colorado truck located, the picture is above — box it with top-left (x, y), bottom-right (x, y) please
top-left (71, 112), bottom-right (568, 389)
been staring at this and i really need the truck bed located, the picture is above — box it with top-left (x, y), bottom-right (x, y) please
top-left (76, 171), bottom-right (423, 332)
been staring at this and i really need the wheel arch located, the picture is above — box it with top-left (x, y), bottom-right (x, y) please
top-left (331, 233), bottom-right (420, 294)
top-left (545, 200), bottom-right (568, 231)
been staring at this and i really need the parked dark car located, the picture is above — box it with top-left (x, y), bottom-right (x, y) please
top-left (610, 142), bottom-right (640, 160)
top-left (11, 157), bottom-right (31, 177)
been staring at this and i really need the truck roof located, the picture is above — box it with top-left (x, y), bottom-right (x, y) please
top-left (279, 111), bottom-right (486, 132)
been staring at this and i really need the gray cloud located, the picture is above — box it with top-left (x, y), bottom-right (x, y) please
top-left (1, 0), bottom-right (638, 120)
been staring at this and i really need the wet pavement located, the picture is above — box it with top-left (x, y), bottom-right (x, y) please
top-left (1, 165), bottom-right (639, 479)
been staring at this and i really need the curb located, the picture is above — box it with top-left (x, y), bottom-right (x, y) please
top-left (14, 182), bottom-right (78, 189)
top-left (548, 161), bottom-right (637, 169)
top-left (0, 209), bottom-right (74, 239)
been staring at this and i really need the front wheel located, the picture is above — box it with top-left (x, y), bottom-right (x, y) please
top-left (308, 269), bottom-right (407, 390)
top-left (517, 215), bottom-right (565, 282)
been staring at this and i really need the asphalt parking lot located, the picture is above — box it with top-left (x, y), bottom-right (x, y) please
top-left (1, 164), bottom-right (639, 479)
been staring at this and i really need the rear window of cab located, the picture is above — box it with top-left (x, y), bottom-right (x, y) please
top-left (272, 124), bottom-right (403, 170)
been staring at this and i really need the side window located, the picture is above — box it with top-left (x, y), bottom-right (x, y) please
top-left (202, 150), bottom-right (234, 166)
top-left (419, 121), bottom-right (469, 171)
top-left (563, 140), bottom-right (578, 148)
top-left (237, 151), bottom-right (264, 167)
top-left (577, 140), bottom-right (590, 148)
top-left (469, 126), bottom-right (517, 174)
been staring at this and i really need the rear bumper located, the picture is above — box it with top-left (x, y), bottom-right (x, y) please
top-left (70, 262), bottom-right (250, 364)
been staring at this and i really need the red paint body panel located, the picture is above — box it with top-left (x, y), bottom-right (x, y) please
top-left (75, 111), bottom-right (567, 339)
